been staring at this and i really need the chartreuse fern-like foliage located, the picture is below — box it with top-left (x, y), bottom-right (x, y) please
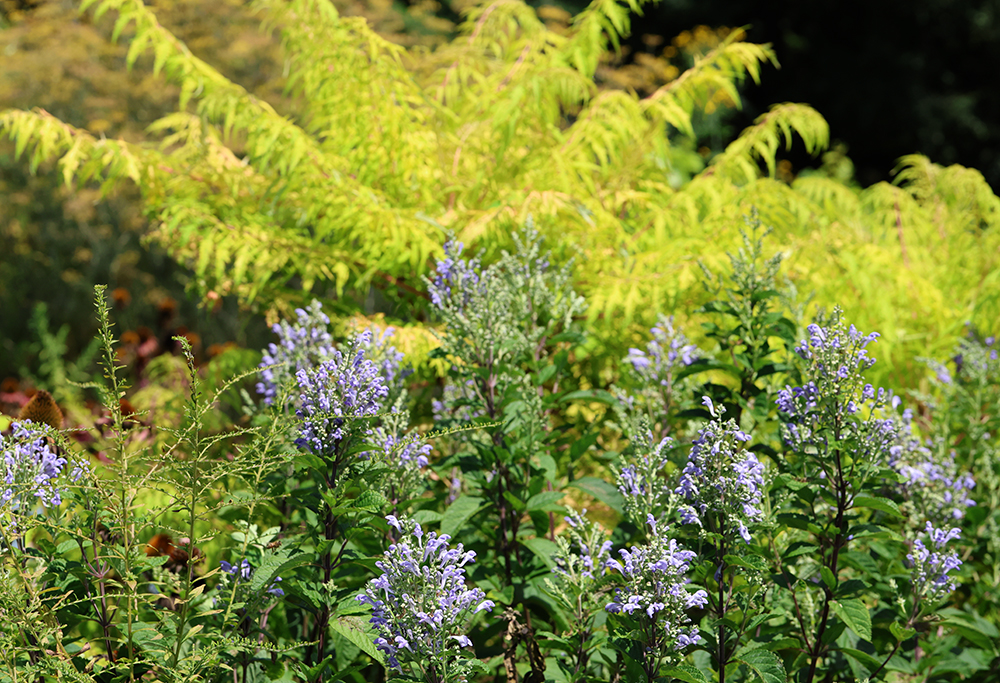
top-left (2, 0), bottom-right (999, 386)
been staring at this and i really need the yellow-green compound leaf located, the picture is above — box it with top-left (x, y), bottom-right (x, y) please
top-left (736, 647), bottom-right (786, 683)
top-left (831, 598), bottom-right (873, 642)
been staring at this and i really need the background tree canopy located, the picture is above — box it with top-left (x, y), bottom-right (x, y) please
top-left (1, 0), bottom-right (998, 397)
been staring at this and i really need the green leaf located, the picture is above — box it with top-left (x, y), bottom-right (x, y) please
top-left (522, 537), bottom-right (560, 571)
top-left (851, 495), bottom-right (902, 518)
top-left (830, 598), bottom-right (872, 642)
top-left (558, 389), bottom-right (618, 405)
top-left (567, 477), bottom-right (624, 515)
top-left (782, 541), bottom-right (819, 560)
top-left (889, 622), bottom-right (916, 643)
top-left (525, 491), bottom-right (565, 512)
top-left (355, 489), bottom-right (387, 512)
top-left (835, 579), bottom-right (869, 597)
top-left (736, 646), bottom-right (786, 683)
top-left (440, 495), bottom-right (485, 537)
top-left (820, 566), bottom-right (837, 590)
top-left (662, 663), bottom-right (709, 683)
top-left (329, 616), bottom-right (385, 665)
top-left (250, 551), bottom-right (312, 595)
top-left (503, 491), bottom-right (527, 513)
top-left (837, 647), bottom-right (882, 670)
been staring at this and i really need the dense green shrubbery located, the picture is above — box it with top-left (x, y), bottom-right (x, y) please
top-left (1, 228), bottom-right (997, 682)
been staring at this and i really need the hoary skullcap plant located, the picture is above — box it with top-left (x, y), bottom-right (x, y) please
top-left (1, 0), bottom-right (999, 393)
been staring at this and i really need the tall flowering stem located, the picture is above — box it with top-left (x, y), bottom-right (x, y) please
top-left (256, 300), bottom-right (335, 407)
top-left (674, 398), bottom-right (765, 683)
top-left (293, 329), bottom-right (389, 666)
top-left (776, 311), bottom-right (897, 683)
top-left (546, 509), bottom-right (614, 678)
top-left (623, 316), bottom-right (700, 436)
top-left (614, 433), bottom-right (676, 529)
top-left (869, 523), bottom-right (964, 680)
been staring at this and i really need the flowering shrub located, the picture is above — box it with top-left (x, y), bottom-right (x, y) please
top-left (0, 235), bottom-right (997, 683)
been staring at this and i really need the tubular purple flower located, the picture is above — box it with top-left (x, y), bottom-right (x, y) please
top-left (604, 518), bottom-right (705, 662)
top-left (256, 300), bottom-right (335, 405)
top-left (674, 408), bottom-right (765, 543)
top-left (907, 522), bottom-right (963, 603)
top-left (357, 516), bottom-right (492, 672)
top-left (2, 421), bottom-right (89, 516)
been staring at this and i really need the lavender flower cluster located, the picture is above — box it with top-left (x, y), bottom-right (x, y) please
top-left (355, 325), bottom-right (412, 401)
top-left (2, 421), bottom-right (88, 513)
top-left (605, 516), bottom-right (707, 654)
top-left (357, 516), bottom-right (494, 672)
top-left (615, 433), bottom-right (676, 527)
top-left (626, 315), bottom-right (700, 387)
top-left (219, 558), bottom-right (285, 597)
top-left (907, 522), bottom-right (963, 604)
top-left (362, 424), bottom-right (433, 501)
top-left (777, 315), bottom-right (897, 466)
top-left (427, 241), bottom-right (483, 311)
top-left (552, 509), bottom-right (614, 586)
top-left (887, 402), bottom-right (975, 524)
top-left (256, 300), bottom-right (335, 405)
top-left (257, 300), bottom-right (410, 408)
top-left (295, 330), bottom-right (389, 459)
top-left (674, 399), bottom-right (764, 543)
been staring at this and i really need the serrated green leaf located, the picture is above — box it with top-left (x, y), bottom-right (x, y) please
top-left (567, 477), bottom-right (624, 515)
top-left (329, 616), bottom-right (385, 665)
top-left (889, 622), bottom-right (916, 642)
top-left (662, 663), bottom-right (709, 683)
top-left (522, 537), bottom-right (560, 571)
top-left (736, 646), bottom-right (786, 683)
top-left (838, 647), bottom-right (882, 670)
top-left (831, 598), bottom-right (872, 642)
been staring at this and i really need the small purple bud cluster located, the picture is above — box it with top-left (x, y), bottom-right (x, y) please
top-left (354, 324), bottom-right (412, 400)
top-left (219, 558), bottom-right (285, 597)
top-left (888, 406), bottom-right (975, 523)
top-left (2, 421), bottom-right (89, 513)
top-left (552, 509), bottom-right (614, 585)
top-left (427, 241), bottom-right (483, 310)
top-left (362, 426), bottom-right (433, 501)
top-left (605, 516), bottom-right (708, 654)
top-left (357, 516), bottom-right (494, 671)
top-left (432, 378), bottom-right (487, 425)
top-left (626, 316), bottom-right (700, 387)
top-left (615, 434), bottom-right (675, 527)
top-left (907, 522), bottom-right (963, 603)
top-left (295, 331), bottom-right (389, 459)
top-left (256, 300), bottom-right (335, 406)
top-left (675, 399), bottom-right (764, 544)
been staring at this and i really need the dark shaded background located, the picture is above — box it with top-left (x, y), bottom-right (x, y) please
top-left (621, 0), bottom-right (1000, 189)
